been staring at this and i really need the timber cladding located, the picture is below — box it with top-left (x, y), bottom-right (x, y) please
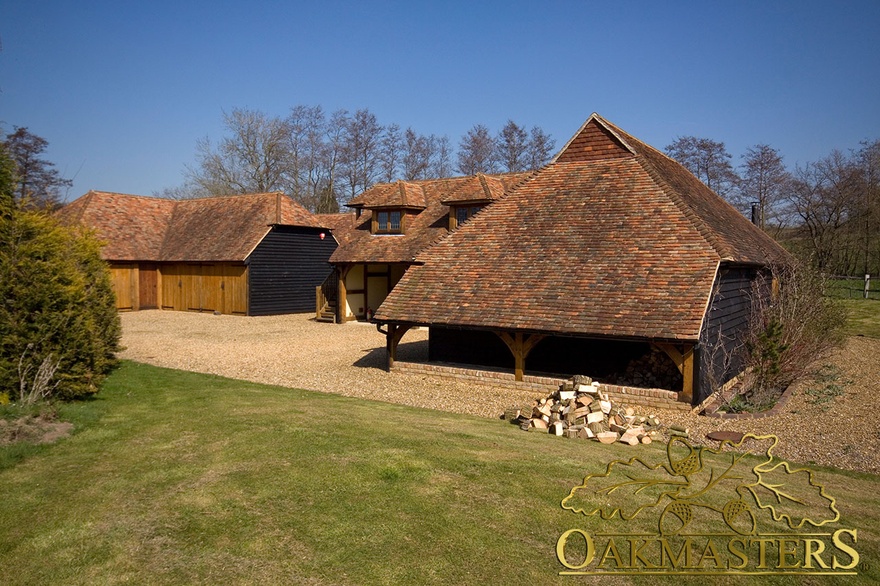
top-left (109, 264), bottom-right (139, 311)
top-left (59, 191), bottom-right (338, 316)
top-left (161, 263), bottom-right (248, 315)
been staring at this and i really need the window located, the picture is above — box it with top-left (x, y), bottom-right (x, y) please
top-left (451, 205), bottom-right (484, 229)
top-left (374, 209), bottom-right (403, 234)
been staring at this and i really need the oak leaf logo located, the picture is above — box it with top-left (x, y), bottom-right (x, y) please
top-left (561, 434), bottom-right (839, 535)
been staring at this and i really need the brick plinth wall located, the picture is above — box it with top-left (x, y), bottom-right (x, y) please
top-left (392, 361), bottom-right (693, 412)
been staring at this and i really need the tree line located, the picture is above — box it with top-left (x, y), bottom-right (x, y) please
top-left (158, 106), bottom-right (556, 213)
top-left (665, 136), bottom-right (880, 276)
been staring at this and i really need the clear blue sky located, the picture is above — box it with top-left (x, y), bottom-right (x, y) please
top-left (2, 0), bottom-right (878, 202)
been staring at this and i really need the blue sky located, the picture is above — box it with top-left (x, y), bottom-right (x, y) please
top-left (2, 0), bottom-right (879, 201)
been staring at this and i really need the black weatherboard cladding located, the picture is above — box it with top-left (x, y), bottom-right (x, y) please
top-left (697, 265), bottom-right (759, 403)
top-left (247, 225), bottom-right (337, 315)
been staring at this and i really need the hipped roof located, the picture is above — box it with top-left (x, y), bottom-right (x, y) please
top-left (374, 114), bottom-right (790, 342)
top-left (58, 191), bottom-right (324, 262)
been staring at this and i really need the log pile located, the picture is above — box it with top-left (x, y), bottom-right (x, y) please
top-left (613, 346), bottom-right (683, 390)
top-left (504, 375), bottom-right (663, 445)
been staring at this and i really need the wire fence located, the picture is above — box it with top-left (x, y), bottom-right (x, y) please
top-left (827, 274), bottom-right (880, 300)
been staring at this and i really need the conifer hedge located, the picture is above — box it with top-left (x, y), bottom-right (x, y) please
top-left (0, 145), bottom-right (120, 402)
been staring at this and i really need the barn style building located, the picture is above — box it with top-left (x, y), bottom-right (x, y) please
top-left (373, 114), bottom-right (790, 404)
top-left (328, 172), bottom-right (532, 321)
top-left (58, 191), bottom-right (337, 316)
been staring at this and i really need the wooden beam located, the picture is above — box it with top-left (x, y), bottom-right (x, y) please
top-left (337, 265), bottom-right (350, 323)
top-left (497, 331), bottom-right (545, 381)
top-left (653, 343), bottom-right (695, 404)
top-left (386, 324), bottom-right (412, 371)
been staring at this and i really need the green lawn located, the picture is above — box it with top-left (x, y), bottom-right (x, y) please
top-left (1, 362), bottom-right (877, 585)
top-left (839, 298), bottom-right (880, 338)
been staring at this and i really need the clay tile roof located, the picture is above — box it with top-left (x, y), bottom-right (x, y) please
top-left (57, 191), bottom-right (323, 262)
top-left (347, 180), bottom-right (427, 210)
top-left (439, 173), bottom-right (520, 205)
top-left (55, 191), bottom-right (176, 260)
top-left (330, 172), bottom-right (532, 264)
top-left (374, 114), bottom-right (790, 342)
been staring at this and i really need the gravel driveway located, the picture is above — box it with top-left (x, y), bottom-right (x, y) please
top-left (119, 311), bottom-right (880, 474)
top-left (119, 310), bottom-right (539, 419)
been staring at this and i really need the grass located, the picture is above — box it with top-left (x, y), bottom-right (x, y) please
top-left (839, 298), bottom-right (880, 338)
top-left (1, 362), bottom-right (878, 585)
top-left (827, 277), bottom-right (880, 300)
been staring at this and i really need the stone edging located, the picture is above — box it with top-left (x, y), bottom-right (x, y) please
top-left (702, 383), bottom-right (797, 419)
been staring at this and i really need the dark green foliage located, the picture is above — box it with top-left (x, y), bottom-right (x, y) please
top-left (748, 318), bottom-right (788, 396)
top-left (0, 146), bottom-right (120, 402)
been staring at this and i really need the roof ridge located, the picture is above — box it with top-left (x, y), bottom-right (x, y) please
top-left (70, 190), bottom-right (96, 224)
top-left (595, 119), bottom-right (735, 260)
top-left (477, 173), bottom-right (491, 199)
top-left (86, 190), bottom-right (167, 201)
top-left (179, 191), bottom-right (285, 203)
top-left (635, 154), bottom-right (731, 260)
top-left (157, 199), bottom-right (184, 259)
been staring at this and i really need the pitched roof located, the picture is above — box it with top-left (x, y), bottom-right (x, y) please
top-left (374, 114), bottom-right (790, 342)
top-left (330, 172), bottom-right (531, 264)
top-left (56, 191), bottom-right (176, 260)
top-left (439, 173), bottom-right (510, 205)
top-left (57, 191), bottom-right (324, 262)
top-left (347, 180), bottom-right (427, 209)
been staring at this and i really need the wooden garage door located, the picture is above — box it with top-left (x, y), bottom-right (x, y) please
top-left (160, 263), bottom-right (247, 315)
top-left (109, 264), bottom-right (137, 311)
top-left (138, 264), bottom-right (158, 309)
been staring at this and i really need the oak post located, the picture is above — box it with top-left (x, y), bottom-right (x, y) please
top-left (337, 266), bottom-right (350, 323)
top-left (497, 331), bottom-right (545, 382)
top-left (386, 324), bottom-right (412, 371)
top-left (653, 343), bottom-right (695, 404)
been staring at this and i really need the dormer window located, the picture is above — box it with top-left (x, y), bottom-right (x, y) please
top-left (449, 205), bottom-right (484, 230)
top-left (373, 209), bottom-right (404, 234)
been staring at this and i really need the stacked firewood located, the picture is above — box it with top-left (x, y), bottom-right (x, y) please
top-left (504, 375), bottom-right (662, 445)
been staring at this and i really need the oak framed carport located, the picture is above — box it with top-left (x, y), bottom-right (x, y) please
top-left (379, 323), bottom-right (697, 404)
top-left (370, 115), bottom-right (790, 407)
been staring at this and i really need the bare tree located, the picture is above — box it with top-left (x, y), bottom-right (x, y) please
top-left (185, 108), bottom-right (293, 197)
top-left (495, 120), bottom-right (529, 172)
top-left (287, 104), bottom-right (335, 210)
top-left (787, 151), bottom-right (859, 271)
top-left (379, 123), bottom-right (402, 183)
top-left (740, 144), bottom-right (792, 232)
top-left (457, 124), bottom-right (497, 175)
top-left (402, 128), bottom-right (435, 180)
top-left (527, 125), bottom-right (555, 170)
top-left (318, 110), bottom-right (349, 212)
top-left (340, 109), bottom-right (383, 200)
top-left (3, 127), bottom-right (72, 208)
top-left (666, 136), bottom-right (740, 202)
top-left (430, 135), bottom-right (453, 178)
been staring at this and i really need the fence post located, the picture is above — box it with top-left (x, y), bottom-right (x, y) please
top-left (866, 274), bottom-right (871, 300)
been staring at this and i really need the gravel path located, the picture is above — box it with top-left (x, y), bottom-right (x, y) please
top-left (119, 311), bottom-right (880, 474)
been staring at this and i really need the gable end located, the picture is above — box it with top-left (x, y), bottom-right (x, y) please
top-left (554, 118), bottom-right (634, 163)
